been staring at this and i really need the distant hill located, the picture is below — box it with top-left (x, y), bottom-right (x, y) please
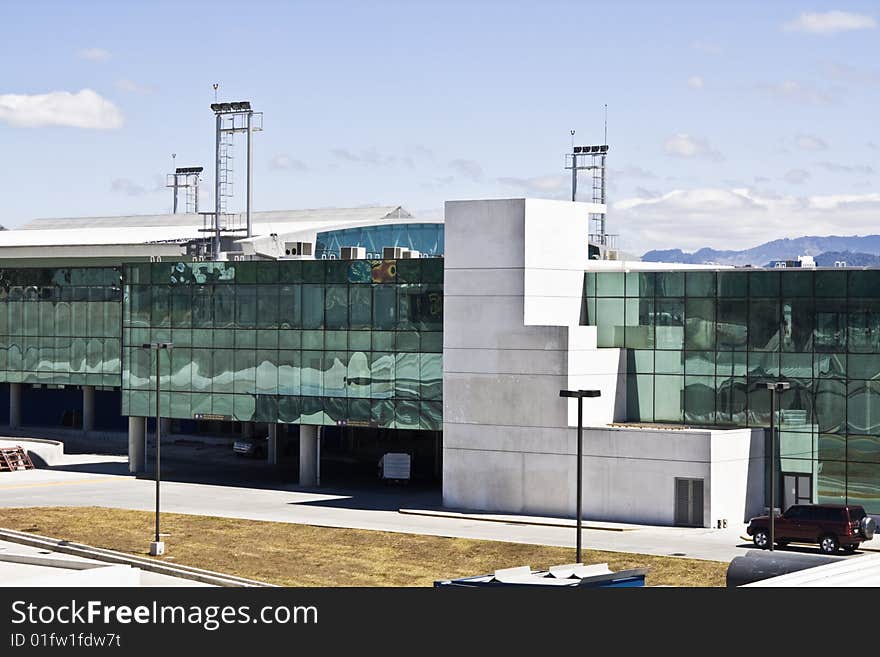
top-left (643, 235), bottom-right (880, 266)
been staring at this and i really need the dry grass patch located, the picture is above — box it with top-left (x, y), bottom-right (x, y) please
top-left (0, 507), bottom-right (726, 587)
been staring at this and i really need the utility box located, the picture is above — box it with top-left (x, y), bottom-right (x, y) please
top-left (379, 452), bottom-right (411, 481)
top-left (341, 246), bottom-right (366, 260)
top-left (282, 241), bottom-right (313, 258)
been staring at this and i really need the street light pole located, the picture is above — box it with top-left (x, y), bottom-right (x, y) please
top-left (765, 381), bottom-right (791, 552)
top-left (144, 342), bottom-right (173, 557)
top-left (559, 389), bottom-right (601, 563)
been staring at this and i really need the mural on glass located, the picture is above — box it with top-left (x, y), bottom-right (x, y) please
top-left (0, 267), bottom-right (122, 386)
top-left (585, 269), bottom-right (880, 513)
top-left (122, 258), bottom-right (443, 430)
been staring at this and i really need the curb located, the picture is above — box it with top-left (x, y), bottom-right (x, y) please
top-left (0, 527), bottom-right (275, 587)
top-left (398, 508), bottom-right (638, 532)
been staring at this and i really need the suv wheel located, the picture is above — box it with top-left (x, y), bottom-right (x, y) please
top-left (819, 534), bottom-right (839, 555)
top-left (753, 529), bottom-right (770, 549)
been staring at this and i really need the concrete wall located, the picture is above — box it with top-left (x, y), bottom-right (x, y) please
top-left (441, 198), bottom-right (764, 526)
top-left (710, 428), bottom-right (766, 525)
top-left (444, 424), bottom-right (760, 526)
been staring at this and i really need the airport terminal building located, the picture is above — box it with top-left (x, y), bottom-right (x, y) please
top-left (1, 198), bottom-right (878, 527)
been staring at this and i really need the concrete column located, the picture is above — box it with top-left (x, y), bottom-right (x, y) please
top-left (82, 385), bottom-right (95, 432)
top-left (299, 424), bottom-right (318, 486)
top-left (9, 382), bottom-right (21, 429)
top-left (267, 423), bottom-right (278, 465)
top-left (128, 416), bottom-right (146, 474)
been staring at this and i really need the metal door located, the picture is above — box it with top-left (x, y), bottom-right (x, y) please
top-left (783, 473), bottom-right (812, 511)
top-left (674, 478), bottom-right (705, 527)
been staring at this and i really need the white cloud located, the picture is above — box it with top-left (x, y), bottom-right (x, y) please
top-left (663, 134), bottom-right (723, 161)
top-left (613, 187), bottom-right (880, 252)
top-left (784, 11), bottom-right (876, 35)
top-left (115, 79), bottom-right (154, 94)
top-left (758, 80), bottom-right (834, 104)
top-left (817, 161), bottom-right (875, 175)
top-left (448, 158), bottom-right (484, 182)
top-left (795, 133), bottom-right (828, 151)
top-left (111, 179), bottom-right (148, 196)
top-left (824, 62), bottom-right (880, 85)
top-left (783, 169), bottom-right (811, 184)
top-left (330, 147), bottom-right (395, 166)
top-left (497, 174), bottom-right (569, 198)
top-left (611, 165), bottom-right (657, 180)
top-left (687, 76), bottom-right (704, 89)
top-left (269, 154), bottom-right (308, 171)
top-left (111, 176), bottom-right (164, 196)
top-left (77, 47), bottom-right (111, 62)
top-left (692, 40), bottom-right (722, 54)
top-left (0, 89), bottom-right (124, 129)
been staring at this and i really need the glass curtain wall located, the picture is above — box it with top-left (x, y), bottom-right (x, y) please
top-left (586, 269), bottom-right (880, 513)
top-left (122, 258), bottom-right (443, 430)
top-left (315, 223), bottom-right (445, 260)
top-left (0, 267), bottom-right (122, 386)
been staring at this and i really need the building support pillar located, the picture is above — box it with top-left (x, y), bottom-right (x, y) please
top-left (128, 416), bottom-right (146, 474)
top-left (267, 423), bottom-right (278, 465)
top-left (299, 425), bottom-right (318, 486)
top-left (9, 383), bottom-right (21, 429)
top-left (82, 385), bottom-right (95, 433)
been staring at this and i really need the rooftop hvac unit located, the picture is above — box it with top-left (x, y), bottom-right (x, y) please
top-left (341, 246), bottom-right (366, 260)
top-left (605, 249), bottom-right (620, 261)
top-left (282, 241), bottom-right (313, 259)
top-left (401, 249), bottom-right (421, 259)
top-left (383, 246), bottom-right (406, 259)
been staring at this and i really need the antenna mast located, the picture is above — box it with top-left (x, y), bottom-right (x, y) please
top-left (564, 110), bottom-right (615, 259)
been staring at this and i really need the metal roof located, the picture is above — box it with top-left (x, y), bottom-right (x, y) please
top-left (18, 206), bottom-right (411, 231)
top-left (0, 206), bottom-right (418, 250)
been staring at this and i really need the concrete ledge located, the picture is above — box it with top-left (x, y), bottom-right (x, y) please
top-left (0, 528), bottom-right (275, 587)
top-left (399, 508), bottom-right (640, 532)
top-left (0, 437), bottom-right (64, 467)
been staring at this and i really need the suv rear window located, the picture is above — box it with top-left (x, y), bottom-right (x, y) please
top-left (848, 507), bottom-right (867, 522)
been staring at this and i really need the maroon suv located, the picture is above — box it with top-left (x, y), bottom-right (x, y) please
top-left (746, 504), bottom-right (875, 554)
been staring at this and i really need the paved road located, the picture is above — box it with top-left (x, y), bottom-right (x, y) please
top-left (0, 459), bottom-right (833, 564)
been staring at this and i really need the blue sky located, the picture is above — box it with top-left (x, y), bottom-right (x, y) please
top-left (0, 0), bottom-right (878, 254)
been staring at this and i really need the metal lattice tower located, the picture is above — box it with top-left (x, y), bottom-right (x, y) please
top-left (565, 142), bottom-right (617, 255)
top-left (166, 166), bottom-right (203, 214)
top-left (208, 100), bottom-right (263, 258)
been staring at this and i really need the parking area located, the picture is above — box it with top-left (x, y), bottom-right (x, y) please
top-left (1, 430), bottom-right (877, 564)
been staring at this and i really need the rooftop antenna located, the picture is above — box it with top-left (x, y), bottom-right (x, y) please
top-left (570, 129), bottom-right (575, 151)
top-left (213, 83), bottom-right (219, 102)
top-left (604, 103), bottom-right (608, 145)
top-left (171, 153), bottom-right (177, 213)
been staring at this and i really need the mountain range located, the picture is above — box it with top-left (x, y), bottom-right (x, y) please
top-left (642, 235), bottom-right (880, 267)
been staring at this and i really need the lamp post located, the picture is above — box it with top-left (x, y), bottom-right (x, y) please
top-left (144, 342), bottom-right (172, 556)
top-left (559, 389), bottom-right (602, 563)
top-left (765, 381), bottom-right (791, 552)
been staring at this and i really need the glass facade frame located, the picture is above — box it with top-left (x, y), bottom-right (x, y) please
top-left (586, 268), bottom-right (880, 512)
top-left (122, 259), bottom-right (443, 430)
